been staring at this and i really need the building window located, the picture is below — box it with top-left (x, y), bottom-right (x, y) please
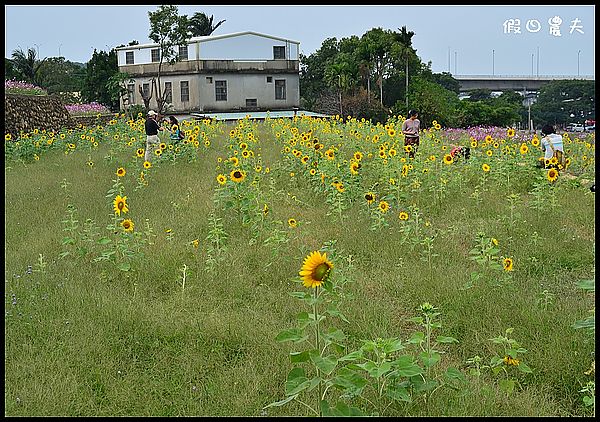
top-left (125, 51), bottom-right (134, 65)
top-left (206, 77), bottom-right (213, 84)
top-left (127, 83), bottom-right (135, 104)
top-left (151, 48), bottom-right (160, 62)
top-left (246, 99), bottom-right (257, 108)
top-left (178, 45), bottom-right (188, 60)
top-left (180, 81), bottom-right (189, 102)
top-left (164, 82), bottom-right (172, 104)
top-left (266, 76), bottom-right (273, 83)
top-left (273, 46), bottom-right (286, 60)
top-left (215, 80), bottom-right (227, 101)
top-left (275, 79), bottom-right (286, 100)
top-left (142, 83), bottom-right (150, 97)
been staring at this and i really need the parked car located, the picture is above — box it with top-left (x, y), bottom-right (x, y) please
top-left (567, 123), bottom-right (585, 132)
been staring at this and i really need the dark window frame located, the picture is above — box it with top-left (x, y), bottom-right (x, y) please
top-left (180, 80), bottom-right (189, 102)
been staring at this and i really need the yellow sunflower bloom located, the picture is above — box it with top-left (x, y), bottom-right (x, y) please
top-left (230, 169), bottom-right (246, 183)
top-left (113, 195), bottom-right (129, 216)
top-left (116, 167), bottom-right (126, 177)
top-left (482, 163), bottom-right (491, 172)
top-left (443, 154), bottom-right (454, 165)
top-left (121, 219), bottom-right (134, 232)
top-left (378, 201), bottom-right (390, 213)
top-left (398, 211), bottom-right (409, 221)
top-left (143, 161), bottom-right (152, 169)
top-left (216, 174), bottom-right (227, 185)
top-left (365, 192), bottom-right (375, 204)
top-left (547, 168), bottom-right (559, 183)
top-left (503, 257), bottom-right (514, 272)
top-left (288, 218), bottom-right (297, 228)
top-left (299, 250), bottom-right (333, 288)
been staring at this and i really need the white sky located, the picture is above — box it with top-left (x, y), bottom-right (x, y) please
top-left (4, 4), bottom-right (595, 77)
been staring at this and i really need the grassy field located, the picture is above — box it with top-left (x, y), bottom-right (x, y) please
top-left (4, 115), bottom-right (595, 416)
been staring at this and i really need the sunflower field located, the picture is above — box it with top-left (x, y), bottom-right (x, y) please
top-left (4, 113), bottom-right (595, 416)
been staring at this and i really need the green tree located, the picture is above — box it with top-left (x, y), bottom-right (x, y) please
top-left (81, 49), bottom-right (118, 110)
top-left (5, 58), bottom-right (20, 80)
top-left (397, 76), bottom-right (460, 127)
top-left (299, 37), bottom-right (341, 111)
top-left (429, 72), bottom-right (460, 94)
top-left (186, 12), bottom-right (225, 36)
top-left (531, 79), bottom-right (595, 127)
top-left (106, 71), bottom-right (134, 112)
top-left (36, 57), bottom-right (85, 102)
top-left (10, 47), bottom-right (47, 85)
top-left (148, 5), bottom-right (190, 114)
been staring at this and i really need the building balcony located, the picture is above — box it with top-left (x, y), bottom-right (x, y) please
top-left (120, 59), bottom-right (299, 77)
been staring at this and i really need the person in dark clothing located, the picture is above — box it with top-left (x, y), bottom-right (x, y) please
top-left (144, 110), bottom-right (163, 161)
top-left (402, 110), bottom-right (420, 159)
top-left (168, 115), bottom-right (184, 142)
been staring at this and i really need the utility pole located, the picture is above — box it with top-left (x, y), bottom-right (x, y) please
top-left (492, 49), bottom-right (495, 76)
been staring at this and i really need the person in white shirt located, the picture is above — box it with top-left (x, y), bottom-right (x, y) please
top-left (539, 124), bottom-right (564, 169)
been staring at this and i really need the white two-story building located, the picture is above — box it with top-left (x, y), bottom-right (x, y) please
top-left (115, 31), bottom-right (301, 113)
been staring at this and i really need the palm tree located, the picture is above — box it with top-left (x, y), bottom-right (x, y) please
top-left (187, 12), bottom-right (225, 37)
top-left (10, 47), bottom-right (46, 85)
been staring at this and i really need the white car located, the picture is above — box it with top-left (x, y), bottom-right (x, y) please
top-left (568, 124), bottom-right (585, 132)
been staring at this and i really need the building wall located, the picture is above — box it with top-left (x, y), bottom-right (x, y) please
top-left (125, 72), bottom-right (299, 113)
top-left (117, 32), bottom-right (300, 113)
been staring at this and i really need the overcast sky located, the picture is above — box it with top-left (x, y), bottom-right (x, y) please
top-left (4, 4), bottom-right (595, 77)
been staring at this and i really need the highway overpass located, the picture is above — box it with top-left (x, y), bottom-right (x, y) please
top-left (453, 74), bottom-right (595, 93)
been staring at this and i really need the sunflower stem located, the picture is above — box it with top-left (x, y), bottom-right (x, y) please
top-left (313, 286), bottom-right (323, 417)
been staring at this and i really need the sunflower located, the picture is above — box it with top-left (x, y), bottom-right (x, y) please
top-left (136, 148), bottom-right (145, 158)
top-left (116, 167), bottom-right (126, 177)
top-left (429, 155), bottom-right (436, 161)
top-left (482, 163), bottom-right (491, 172)
top-left (491, 238), bottom-right (499, 246)
top-left (242, 150), bottom-right (250, 158)
top-left (403, 145), bottom-right (412, 153)
top-left (143, 161), bottom-right (152, 169)
top-left (519, 143), bottom-right (529, 154)
top-left (531, 137), bottom-right (540, 147)
top-left (486, 150), bottom-right (493, 157)
top-left (299, 251), bottom-right (333, 288)
top-left (365, 192), bottom-right (375, 204)
top-left (434, 123), bottom-right (441, 130)
top-left (121, 219), bottom-right (134, 232)
top-left (325, 149), bottom-right (335, 160)
top-left (507, 128), bottom-right (516, 137)
top-left (335, 182), bottom-right (345, 193)
top-left (230, 169), bottom-right (246, 183)
top-left (502, 257), bottom-right (514, 272)
top-left (87, 161), bottom-right (94, 167)
top-left (485, 135), bottom-right (493, 143)
top-left (229, 156), bottom-right (239, 166)
top-left (547, 168), bottom-right (559, 183)
top-left (301, 155), bottom-right (309, 164)
top-left (378, 200), bottom-right (390, 213)
top-left (354, 151), bottom-right (363, 161)
top-left (350, 161), bottom-right (360, 175)
top-left (154, 148), bottom-right (162, 156)
top-left (113, 195), bottom-right (129, 216)
top-left (549, 156), bottom-right (558, 165)
top-left (288, 218), bottom-right (297, 228)
top-left (388, 148), bottom-right (397, 157)
top-left (443, 154), bottom-right (454, 165)
top-left (192, 239), bottom-right (200, 248)
top-left (398, 211), bottom-right (409, 221)
top-left (470, 140), bottom-right (478, 148)
top-left (387, 128), bottom-right (396, 137)
top-left (216, 174), bottom-right (227, 185)
top-left (159, 142), bottom-right (167, 150)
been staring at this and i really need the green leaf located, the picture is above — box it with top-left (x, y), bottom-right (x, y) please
top-left (393, 355), bottom-right (423, 377)
top-left (575, 279), bottom-right (595, 292)
top-left (324, 328), bottom-right (346, 343)
top-left (339, 350), bottom-right (363, 362)
top-left (583, 396), bottom-right (594, 406)
top-left (310, 353), bottom-right (338, 376)
top-left (289, 291), bottom-right (310, 300)
top-left (386, 385), bottom-right (411, 402)
top-left (289, 350), bottom-right (312, 363)
top-left (285, 368), bottom-right (309, 395)
top-left (62, 237), bottom-right (75, 245)
top-left (407, 331), bottom-right (425, 344)
top-left (117, 262), bottom-right (131, 272)
top-left (331, 367), bottom-right (368, 394)
top-left (296, 311), bottom-right (310, 329)
top-left (498, 379), bottom-right (516, 394)
top-left (436, 335), bottom-right (459, 344)
top-left (382, 338), bottom-right (404, 354)
top-left (420, 351), bottom-right (441, 368)
top-left (326, 307), bottom-right (350, 323)
top-left (445, 367), bottom-right (467, 382)
top-left (263, 394), bottom-right (298, 409)
top-left (97, 237), bottom-right (112, 245)
top-left (374, 361), bottom-right (393, 378)
top-left (517, 362), bottom-right (533, 373)
top-left (275, 328), bottom-right (307, 343)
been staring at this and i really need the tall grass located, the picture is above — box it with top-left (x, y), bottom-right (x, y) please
top-left (4, 116), bottom-right (595, 416)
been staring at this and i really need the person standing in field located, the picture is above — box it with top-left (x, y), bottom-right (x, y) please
top-left (539, 124), bottom-right (565, 170)
top-left (144, 110), bottom-right (163, 162)
top-left (402, 110), bottom-right (420, 159)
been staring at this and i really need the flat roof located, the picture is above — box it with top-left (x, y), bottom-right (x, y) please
top-left (191, 110), bottom-right (331, 121)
